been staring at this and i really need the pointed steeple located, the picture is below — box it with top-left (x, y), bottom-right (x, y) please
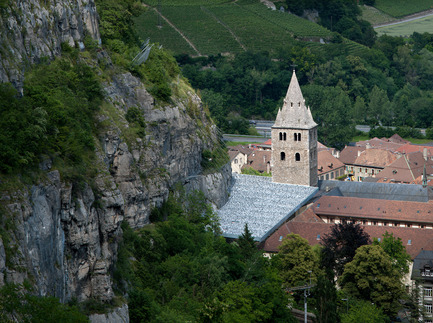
top-left (273, 70), bottom-right (317, 129)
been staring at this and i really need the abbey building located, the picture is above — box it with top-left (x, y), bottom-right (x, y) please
top-left (271, 71), bottom-right (318, 186)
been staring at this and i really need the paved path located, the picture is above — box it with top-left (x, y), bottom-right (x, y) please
top-left (374, 9), bottom-right (433, 28)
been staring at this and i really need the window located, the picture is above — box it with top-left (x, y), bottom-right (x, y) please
top-left (316, 234), bottom-right (320, 240)
top-left (279, 236), bottom-right (283, 242)
top-left (408, 239), bottom-right (412, 245)
top-left (295, 153), bottom-right (300, 161)
top-left (280, 152), bottom-right (286, 161)
top-left (425, 287), bottom-right (432, 297)
top-left (372, 169), bottom-right (375, 175)
top-left (425, 303), bottom-right (432, 314)
top-left (279, 132), bottom-right (282, 141)
top-left (317, 203), bottom-right (320, 208)
top-left (283, 132), bottom-right (287, 141)
top-left (298, 133), bottom-right (301, 141)
top-left (331, 172), bottom-right (334, 179)
top-left (234, 159), bottom-right (238, 164)
top-left (294, 133), bottom-right (298, 141)
top-left (326, 174), bottom-right (329, 180)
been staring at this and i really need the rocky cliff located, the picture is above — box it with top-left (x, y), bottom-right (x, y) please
top-left (0, 0), bottom-right (230, 311)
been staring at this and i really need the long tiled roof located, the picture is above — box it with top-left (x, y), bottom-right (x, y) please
top-left (264, 207), bottom-right (433, 258)
top-left (318, 180), bottom-right (429, 202)
top-left (217, 174), bottom-right (317, 241)
top-left (312, 195), bottom-right (433, 224)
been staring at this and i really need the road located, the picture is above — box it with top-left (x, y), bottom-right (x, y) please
top-left (374, 9), bottom-right (433, 29)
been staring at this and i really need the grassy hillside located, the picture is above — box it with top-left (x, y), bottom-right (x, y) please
top-left (374, 0), bottom-right (433, 18)
top-left (376, 15), bottom-right (433, 36)
top-left (135, 0), bottom-right (332, 56)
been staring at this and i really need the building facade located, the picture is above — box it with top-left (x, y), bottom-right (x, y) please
top-left (271, 71), bottom-right (318, 186)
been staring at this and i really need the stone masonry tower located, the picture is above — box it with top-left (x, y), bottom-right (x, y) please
top-left (271, 70), bottom-right (318, 186)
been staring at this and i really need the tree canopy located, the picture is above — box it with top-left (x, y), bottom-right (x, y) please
top-left (339, 245), bottom-right (405, 317)
top-left (321, 222), bottom-right (370, 279)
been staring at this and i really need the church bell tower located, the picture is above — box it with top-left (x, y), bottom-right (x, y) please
top-left (271, 70), bottom-right (318, 186)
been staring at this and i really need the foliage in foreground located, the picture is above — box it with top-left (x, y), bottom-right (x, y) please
top-left (0, 284), bottom-right (88, 323)
top-left (0, 56), bottom-right (102, 175)
top-left (114, 190), bottom-right (295, 322)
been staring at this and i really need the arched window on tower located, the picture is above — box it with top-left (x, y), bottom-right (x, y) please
top-left (283, 132), bottom-right (287, 141)
top-left (281, 152), bottom-right (286, 161)
top-left (279, 132), bottom-right (282, 141)
top-left (294, 133), bottom-right (298, 141)
top-left (298, 133), bottom-right (301, 141)
top-left (295, 153), bottom-right (300, 161)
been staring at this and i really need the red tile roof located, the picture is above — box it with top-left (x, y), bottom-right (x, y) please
top-left (317, 150), bottom-right (345, 175)
top-left (356, 137), bottom-right (405, 152)
top-left (313, 195), bottom-right (433, 224)
top-left (376, 152), bottom-right (433, 184)
top-left (396, 143), bottom-right (433, 156)
top-left (242, 150), bottom-right (271, 173)
top-left (354, 148), bottom-right (398, 168)
top-left (339, 146), bottom-right (365, 165)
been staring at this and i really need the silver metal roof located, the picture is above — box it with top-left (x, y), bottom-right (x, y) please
top-left (218, 174), bottom-right (318, 241)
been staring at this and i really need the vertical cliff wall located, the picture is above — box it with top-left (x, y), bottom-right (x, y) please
top-left (0, 0), bottom-right (100, 89)
top-left (0, 0), bottom-right (231, 307)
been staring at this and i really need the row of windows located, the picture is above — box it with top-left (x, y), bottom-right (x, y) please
top-left (280, 152), bottom-right (300, 161)
top-left (319, 169), bottom-right (344, 180)
top-left (325, 217), bottom-right (432, 230)
top-left (279, 132), bottom-right (302, 141)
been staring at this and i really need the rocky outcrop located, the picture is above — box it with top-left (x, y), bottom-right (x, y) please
top-left (89, 304), bottom-right (129, 323)
top-left (0, 0), bottom-right (100, 90)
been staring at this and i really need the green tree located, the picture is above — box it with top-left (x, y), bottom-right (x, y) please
top-left (321, 222), bottom-right (370, 279)
top-left (368, 85), bottom-right (391, 126)
top-left (275, 233), bottom-right (320, 288)
top-left (353, 96), bottom-right (366, 122)
top-left (313, 273), bottom-right (340, 323)
top-left (339, 245), bottom-right (405, 317)
top-left (237, 223), bottom-right (257, 260)
top-left (373, 232), bottom-right (411, 277)
top-left (341, 300), bottom-right (388, 323)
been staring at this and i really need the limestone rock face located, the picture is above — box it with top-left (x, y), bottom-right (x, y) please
top-left (0, 0), bottom-right (231, 317)
top-left (89, 304), bottom-right (130, 323)
top-left (0, 0), bottom-right (100, 90)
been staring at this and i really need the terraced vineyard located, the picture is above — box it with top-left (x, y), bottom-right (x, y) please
top-left (137, 0), bottom-right (333, 56)
top-left (374, 0), bottom-right (433, 18)
top-left (134, 9), bottom-right (195, 55)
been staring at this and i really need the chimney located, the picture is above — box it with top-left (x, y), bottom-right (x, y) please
top-left (424, 148), bottom-right (428, 161)
top-left (358, 150), bottom-right (362, 157)
top-left (366, 142), bottom-right (371, 149)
